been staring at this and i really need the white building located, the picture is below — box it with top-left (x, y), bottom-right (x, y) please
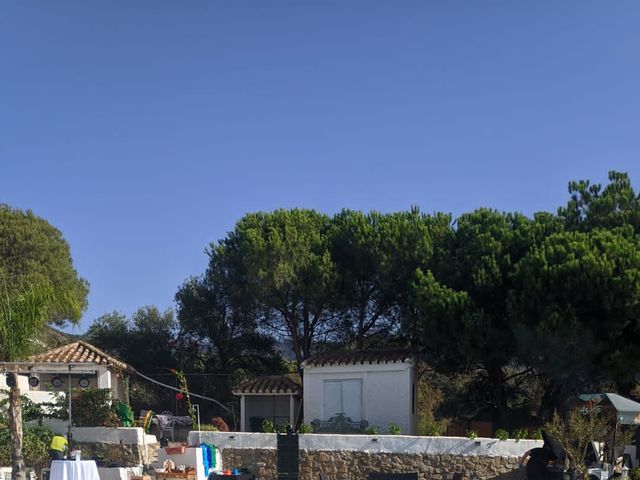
top-left (0, 341), bottom-right (133, 405)
top-left (301, 350), bottom-right (418, 435)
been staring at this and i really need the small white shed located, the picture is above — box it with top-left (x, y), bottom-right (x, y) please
top-left (233, 375), bottom-right (302, 432)
top-left (301, 350), bottom-right (418, 435)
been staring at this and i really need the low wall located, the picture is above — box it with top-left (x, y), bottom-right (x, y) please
top-left (25, 420), bottom-right (160, 466)
top-left (189, 432), bottom-right (540, 480)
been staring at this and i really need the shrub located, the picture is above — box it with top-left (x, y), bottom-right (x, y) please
top-left (262, 419), bottom-right (275, 433)
top-left (198, 424), bottom-right (219, 431)
top-left (275, 423), bottom-right (291, 434)
top-left (495, 429), bottom-right (509, 441)
top-left (530, 428), bottom-right (543, 440)
top-left (0, 425), bottom-right (53, 476)
top-left (467, 430), bottom-right (478, 439)
top-left (298, 423), bottom-right (313, 434)
top-left (629, 468), bottom-right (640, 480)
top-left (387, 423), bottom-right (401, 435)
top-left (419, 419), bottom-right (448, 436)
top-left (364, 425), bottom-right (380, 434)
top-left (512, 428), bottom-right (528, 441)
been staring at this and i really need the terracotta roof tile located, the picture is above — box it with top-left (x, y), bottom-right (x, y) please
top-left (302, 349), bottom-right (417, 367)
top-left (233, 375), bottom-right (301, 395)
top-left (29, 341), bottom-right (133, 372)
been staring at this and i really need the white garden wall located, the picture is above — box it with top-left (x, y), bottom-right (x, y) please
top-left (188, 431), bottom-right (541, 457)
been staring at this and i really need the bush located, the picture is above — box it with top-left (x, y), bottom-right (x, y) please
top-left (0, 425), bottom-right (53, 475)
top-left (298, 423), bottom-right (313, 434)
top-left (387, 423), bottom-right (401, 435)
top-left (629, 468), bottom-right (640, 480)
top-left (364, 425), bottom-right (380, 435)
top-left (419, 419), bottom-right (448, 436)
top-left (530, 428), bottom-right (543, 440)
top-left (71, 388), bottom-right (120, 427)
top-left (275, 423), bottom-right (290, 434)
top-left (512, 428), bottom-right (528, 441)
top-left (495, 429), bottom-right (509, 441)
top-left (467, 430), bottom-right (478, 439)
top-left (262, 419), bottom-right (275, 433)
top-left (198, 424), bottom-right (219, 431)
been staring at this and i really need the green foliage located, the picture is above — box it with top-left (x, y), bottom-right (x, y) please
top-left (511, 428), bottom-right (528, 441)
top-left (558, 171), bottom-right (640, 233)
top-left (629, 468), bottom-right (640, 480)
top-left (275, 423), bottom-right (290, 434)
top-left (298, 423), bottom-right (313, 434)
top-left (0, 425), bottom-right (53, 474)
top-left (387, 423), bottom-right (401, 435)
top-left (0, 204), bottom-right (88, 325)
top-left (413, 209), bottom-right (560, 427)
top-left (530, 428), bottom-right (544, 440)
top-left (261, 419), bottom-right (275, 433)
top-left (510, 227), bottom-right (640, 401)
top-left (544, 407), bottom-right (610, 480)
top-left (467, 430), bottom-right (478, 439)
top-left (198, 424), bottom-right (219, 431)
top-left (418, 419), bottom-right (448, 436)
top-left (495, 429), bottom-right (509, 441)
top-left (86, 306), bottom-right (177, 372)
top-left (69, 388), bottom-right (120, 427)
top-left (364, 425), bottom-right (380, 435)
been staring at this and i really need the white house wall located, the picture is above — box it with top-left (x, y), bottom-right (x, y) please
top-left (303, 362), bottom-right (415, 435)
top-left (0, 374), bottom-right (60, 406)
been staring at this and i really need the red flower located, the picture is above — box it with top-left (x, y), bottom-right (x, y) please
top-left (175, 392), bottom-right (184, 401)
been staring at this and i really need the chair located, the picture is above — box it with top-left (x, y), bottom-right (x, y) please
top-left (160, 410), bottom-right (175, 440)
top-left (135, 409), bottom-right (154, 433)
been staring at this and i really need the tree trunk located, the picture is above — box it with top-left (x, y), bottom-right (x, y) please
top-left (487, 364), bottom-right (508, 429)
top-left (9, 380), bottom-right (26, 480)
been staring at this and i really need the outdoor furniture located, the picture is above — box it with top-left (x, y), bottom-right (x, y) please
top-left (159, 410), bottom-right (176, 440)
top-left (50, 460), bottom-right (100, 480)
top-left (311, 414), bottom-right (369, 433)
top-left (135, 409), bottom-right (154, 432)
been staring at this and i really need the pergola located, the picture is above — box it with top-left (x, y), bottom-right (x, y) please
top-left (233, 375), bottom-right (302, 432)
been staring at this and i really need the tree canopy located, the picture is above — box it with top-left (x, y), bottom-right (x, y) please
top-left (82, 170), bottom-right (640, 431)
top-left (0, 204), bottom-right (88, 324)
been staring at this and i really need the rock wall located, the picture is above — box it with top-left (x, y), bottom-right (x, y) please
top-left (219, 448), bottom-right (525, 480)
top-left (76, 441), bottom-right (159, 467)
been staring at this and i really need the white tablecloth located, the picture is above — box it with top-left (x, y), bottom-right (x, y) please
top-left (51, 461), bottom-right (100, 480)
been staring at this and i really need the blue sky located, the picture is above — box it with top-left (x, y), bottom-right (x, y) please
top-left (2, 1), bottom-right (639, 332)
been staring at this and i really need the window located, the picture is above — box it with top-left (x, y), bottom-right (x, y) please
top-left (323, 379), bottom-right (362, 421)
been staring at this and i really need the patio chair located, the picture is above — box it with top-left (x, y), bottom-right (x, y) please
top-left (160, 410), bottom-right (175, 440)
top-left (135, 409), bottom-right (154, 432)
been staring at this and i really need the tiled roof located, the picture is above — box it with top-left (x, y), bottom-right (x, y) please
top-left (233, 375), bottom-right (301, 395)
top-left (29, 341), bottom-right (133, 372)
top-left (302, 349), bottom-right (417, 367)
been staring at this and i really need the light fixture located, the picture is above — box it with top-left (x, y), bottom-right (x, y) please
top-left (28, 375), bottom-right (40, 387)
top-left (78, 377), bottom-right (90, 388)
top-left (51, 376), bottom-right (63, 388)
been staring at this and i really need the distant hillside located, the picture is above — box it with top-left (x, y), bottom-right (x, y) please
top-left (33, 325), bottom-right (79, 352)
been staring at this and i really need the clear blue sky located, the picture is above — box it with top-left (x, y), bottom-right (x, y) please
top-left (2, 1), bottom-right (639, 332)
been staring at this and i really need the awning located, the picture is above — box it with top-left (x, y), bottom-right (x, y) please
top-left (579, 393), bottom-right (640, 425)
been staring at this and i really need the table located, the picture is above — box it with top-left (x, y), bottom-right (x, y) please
top-left (51, 461), bottom-right (100, 480)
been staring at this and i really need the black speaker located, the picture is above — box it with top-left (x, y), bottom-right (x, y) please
top-left (6, 373), bottom-right (16, 388)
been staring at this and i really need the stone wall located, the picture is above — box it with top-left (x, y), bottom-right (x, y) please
top-left (218, 447), bottom-right (524, 480)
